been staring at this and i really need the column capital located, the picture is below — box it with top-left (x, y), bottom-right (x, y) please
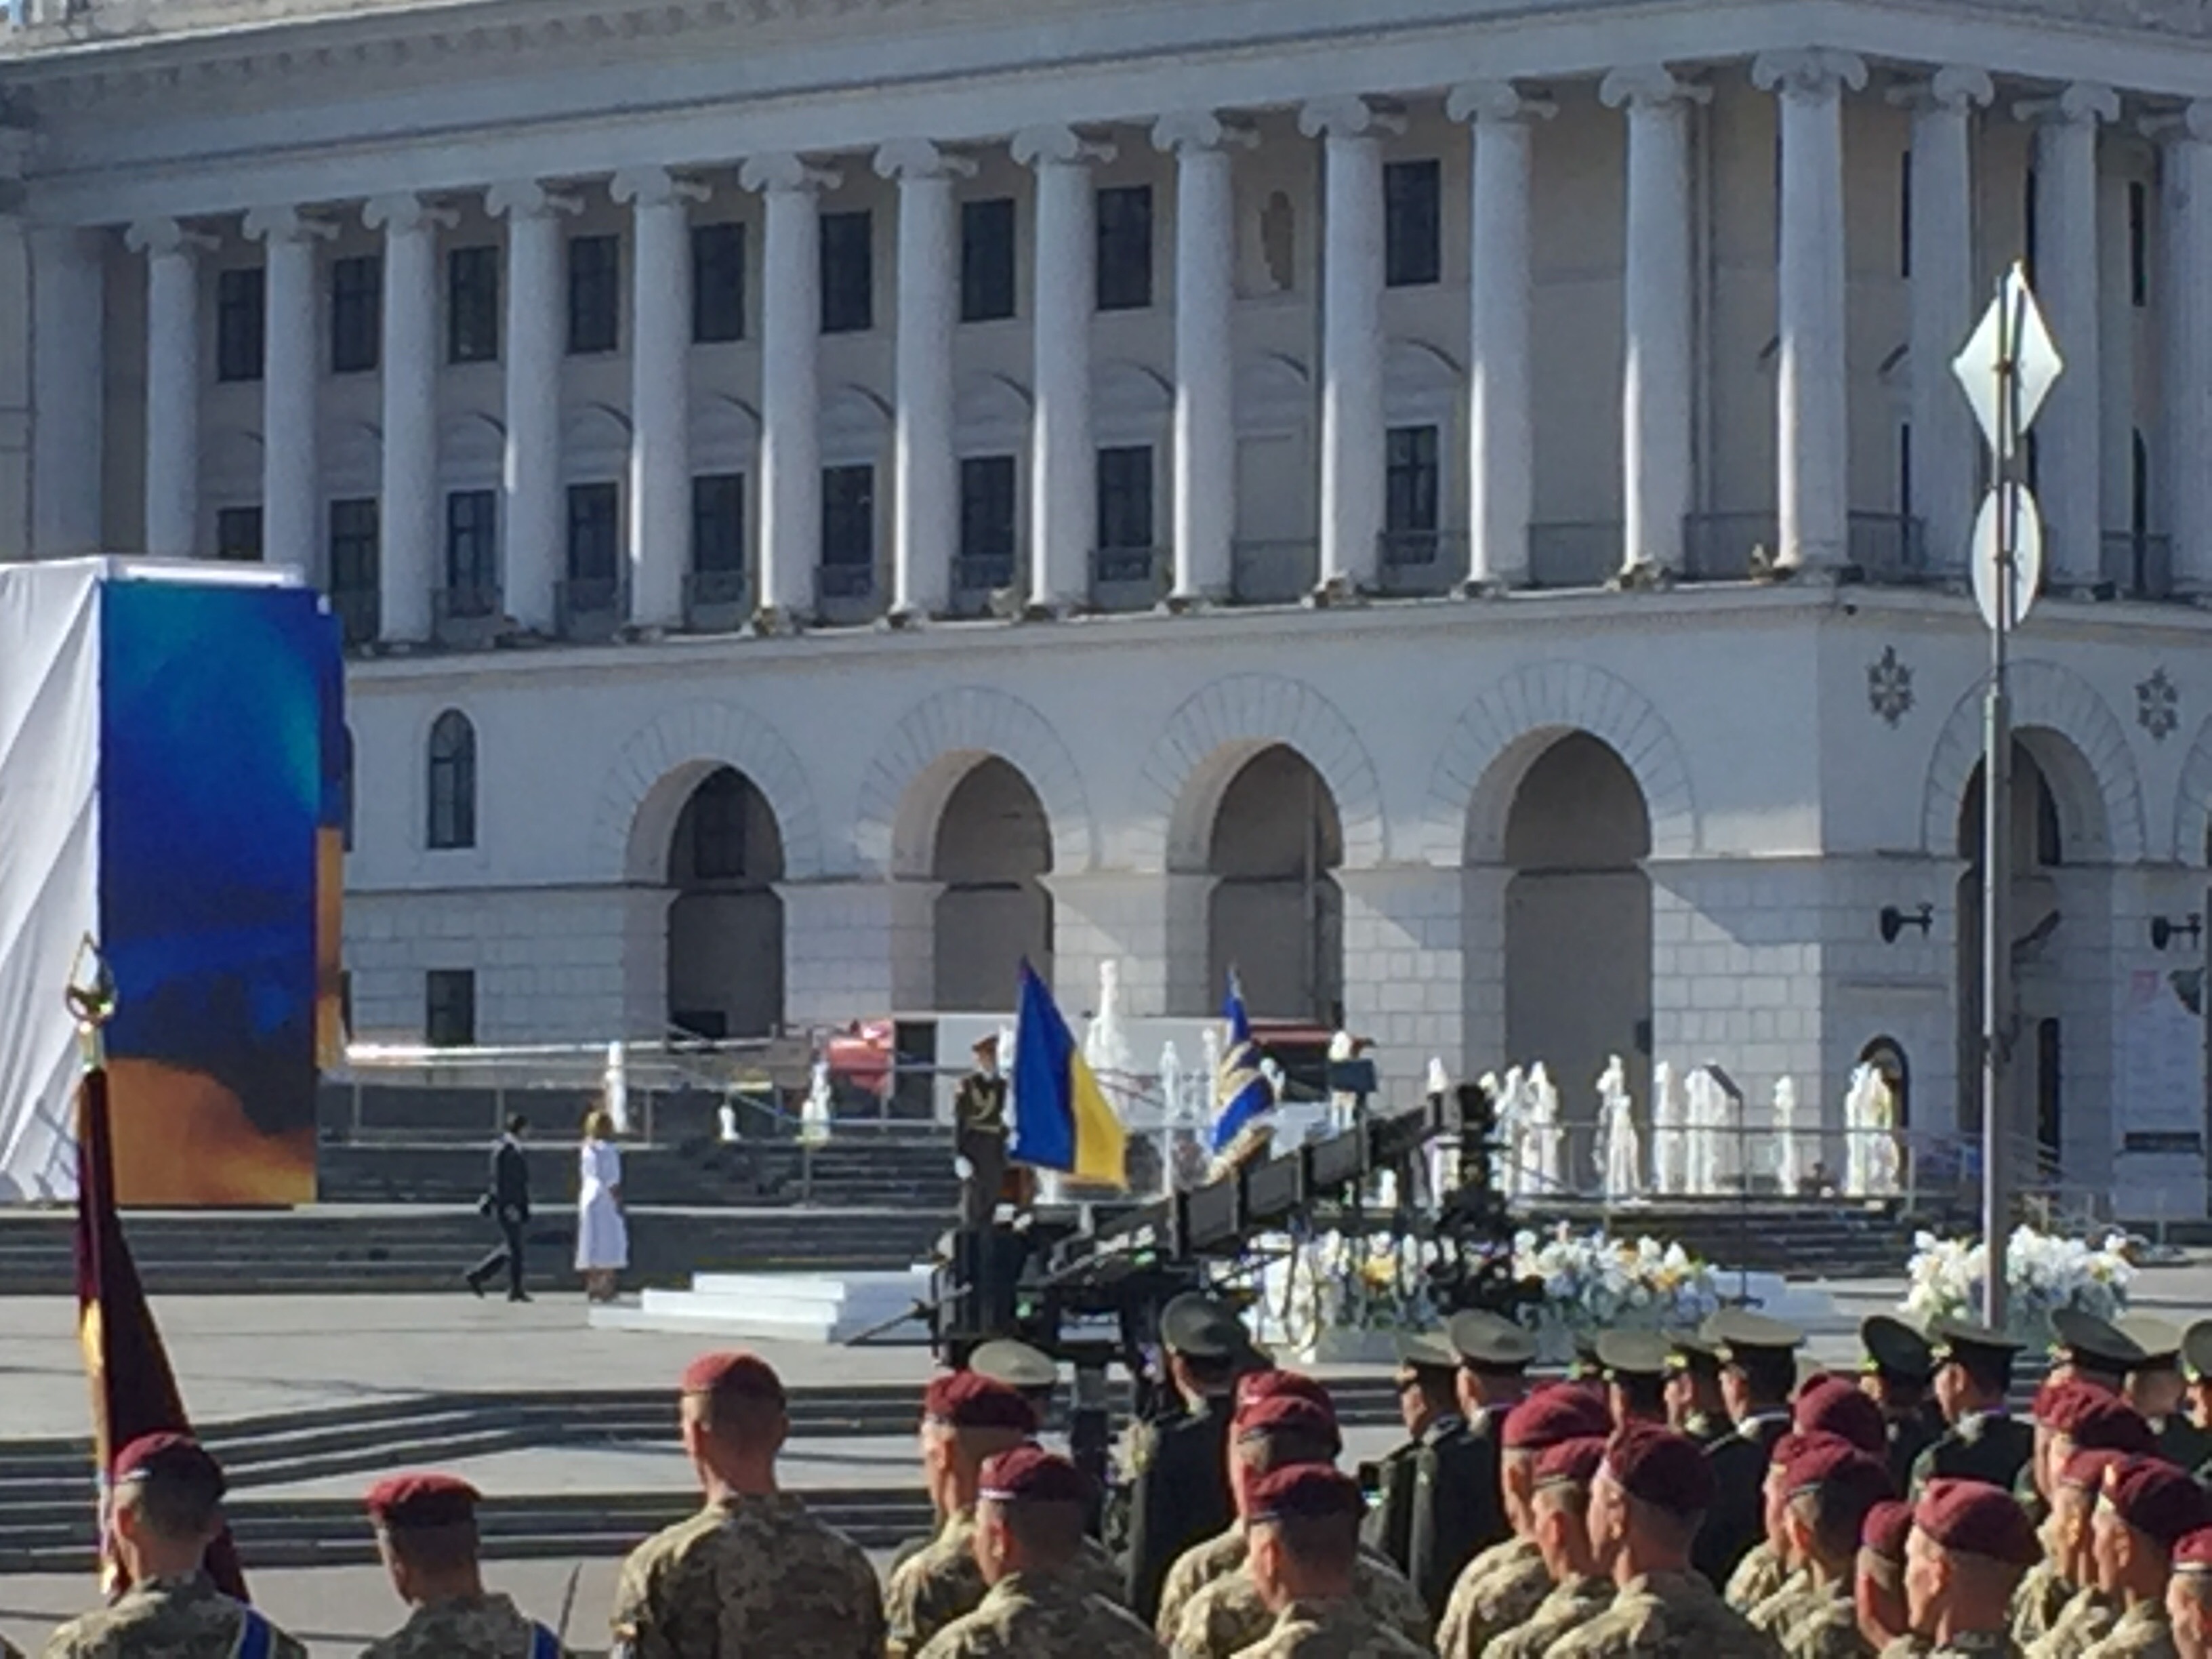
top-left (124, 216), bottom-right (216, 256)
top-left (241, 205), bottom-right (337, 245)
top-left (2143, 98), bottom-right (2212, 144)
top-left (485, 180), bottom-right (584, 220)
top-left (1446, 81), bottom-right (1558, 126)
top-left (1150, 111), bottom-right (1258, 155)
top-left (611, 166), bottom-right (711, 209)
top-left (739, 151), bottom-right (842, 194)
top-left (1010, 124), bottom-right (1116, 168)
top-left (1750, 49), bottom-right (1868, 98)
top-left (363, 193), bottom-right (459, 235)
top-left (1886, 66), bottom-right (1994, 115)
top-left (2014, 81), bottom-right (2121, 127)
top-left (872, 138), bottom-right (980, 182)
top-left (1296, 95), bottom-right (1406, 140)
top-left (1599, 64), bottom-right (1712, 111)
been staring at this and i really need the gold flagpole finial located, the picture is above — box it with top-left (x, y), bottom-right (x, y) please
top-left (66, 936), bottom-right (117, 1065)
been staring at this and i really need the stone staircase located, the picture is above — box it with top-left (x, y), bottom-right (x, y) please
top-left (1525, 1197), bottom-right (1918, 1281)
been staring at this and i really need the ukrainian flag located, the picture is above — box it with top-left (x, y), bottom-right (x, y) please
top-left (1207, 972), bottom-right (1275, 1155)
top-left (1009, 962), bottom-right (1128, 1187)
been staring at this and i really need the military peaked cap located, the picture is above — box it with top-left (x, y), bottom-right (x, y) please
top-left (1860, 1315), bottom-right (1936, 1384)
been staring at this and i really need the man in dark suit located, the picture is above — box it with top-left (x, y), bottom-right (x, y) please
top-left (1442, 1308), bottom-right (1537, 1561)
top-left (465, 1114), bottom-right (532, 1303)
top-left (1692, 1308), bottom-right (1801, 1589)
top-left (1363, 1330), bottom-right (1488, 1619)
top-left (1122, 1291), bottom-right (1246, 1622)
top-left (1908, 1315), bottom-right (2034, 1494)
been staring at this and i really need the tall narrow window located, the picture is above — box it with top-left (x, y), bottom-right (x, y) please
top-left (216, 506), bottom-right (264, 562)
top-left (447, 245), bottom-right (501, 364)
top-left (1899, 149), bottom-right (1913, 279)
top-left (819, 211), bottom-right (874, 335)
top-left (2129, 180), bottom-right (2148, 307)
top-left (444, 490), bottom-right (499, 615)
top-left (1095, 186), bottom-right (1153, 311)
top-left (692, 474), bottom-right (747, 586)
top-left (693, 222), bottom-right (747, 343)
top-left (568, 234), bottom-right (621, 354)
top-left (1899, 424), bottom-right (1914, 520)
top-left (1096, 447), bottom-right (1154, 554)
top-left (330, 255), bottom-right (382, 374)
top-left (425, 968), bottom-right (476, 1047)
top-left (820, 464), bottom-right (876, 594)
top-left (959, 455), bottom-right (1017, 588)
top-left (217, 267), bottom-right (266, 384)
top-left (961, 198), bottom-right (1017, 323)
top-left (567, 482), bottom-right (621, 585)
top-left (329, 497), bottom-right (380, 646)
top-left (1383, 160), bottom-right (1442, 287)
top-left (1385, 424), bottom-right (1440, 556)
top-left (426, 710), bottom-right (477, 851)
top-left (2024, 168), bottom-right (2040, 286)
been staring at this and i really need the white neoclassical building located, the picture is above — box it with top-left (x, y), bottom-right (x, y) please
top-left (5, 0), bottom-right (2212, 1215)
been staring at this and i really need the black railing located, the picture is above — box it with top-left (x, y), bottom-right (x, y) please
top-left (330, 586), bottom-right (380, 649)
top-left (818, 562), bottom-right (876, 601)
top-left (1231, 539), bottom-right (1316, 605)
top-left (555, 577), bottom-right (626, 641)
top-left (1093, 545), bottom-right (1158, 586)
top-left (954, 553), bottom-right (1018, 593)
top-left (1376, 529), bottom-right (1465, 596)
top-left (431, 583), bottom-right (501, 647)
top-left (1847, 512), bottom-right (1929, 582)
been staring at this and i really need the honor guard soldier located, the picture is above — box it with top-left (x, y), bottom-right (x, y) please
top-left (2081, 1457), bottom-right (2209, 1659)
top-left (1437, 1383), bottom-right (1612, 1659)
top-left (1485, 1437), bottom-right (1615, 1659)
top-left (2015, 1448), bottom-right (2129, 1659)
top-left (2047, 1313), bottom-right (2146, 1397)
top-left (609, 1352), bottom-right (882, 1659)
top-left (1598, 1332), bottom-right (1673, 1429)
top-left (1698, 1310), bottom-right (1806, 1590)
top-left (954, 1035), bottom-right (1012, 1227)
top-left (2114, 1317), bottom-right (2212, 1473)
top-left (1903, 1480), bottom-right (2043, 1659)
top-left (1361, 1332), bottom-right (1488, 1620)
top-left (914, 1448), bottom-right (1157, 1659)
top-left (42, 1434), bottom-right (306, 1659)
top-left (1229, 1465), bottom-right (1429, 1659)
top-left (2166, 1528), bottom-right (2212, 1659)
top-left (1166, 1396), bottom-right (1431, 1659)
top-left (1857, 1501), bottom-right (1919, 1659)
top-left (1547, 1423), bottom-right (1782, 1659)
top-left (1910, 1319), bottom-right (2034, 1498)
top-left (1862, 1318), bottom-right (1944, 1494)
top-left (360, 1475), bottom-right (565, 1659)
top-left (1670, 1330), bottom-right (1735, 1444)
top-left (1444, 1309), bottom-right (1541, 1559)
top-left (1753, 1437), bottom-right (1893, 1659)
top-left (1125, 1294), bottom-right (1248, 1624)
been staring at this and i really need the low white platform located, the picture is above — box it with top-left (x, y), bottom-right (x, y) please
top-left (590, 1266), bottom-right (935, 1343)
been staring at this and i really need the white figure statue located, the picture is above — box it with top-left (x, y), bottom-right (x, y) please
top-left (1866, 1069), bottom-right (1902, 1197)
top-left (1597, 1054), bottom-right (1641, 1200)
top-left (1843, 1063), bottom-right (1879, 1197)
top-left (602, 1040), bottom-right (630, 1135)
top-left (717, 1100), bottom-right (740, 1144)
top-left (1478, 1070), bottom-right (1507, 1194)
top-left (1328, 1029), bottom-right (1358, 1134)
top-left (1496, 1066), bottom-right (1529, 1198)
top-left (1084, 961), bottom-right (1135, 1081)
top-left (1425, 1057), bottom-right (1451, 1100)
top-left (800, 1059), bottom-right (834, 1147)
top-left (1528, 1063), bottom-right (1563, 1193)
top-left (1684, 1067), bottom-right (1719, 1194)
top-left (1423, 1057), bottom-right (1456, 1210)
top-left (1650, 1062), bottom-right (1684, 1196)
top-left (1773, 1076), bottom-right (1802, 1195)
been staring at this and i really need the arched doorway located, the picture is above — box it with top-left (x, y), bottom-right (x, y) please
top-left (1503, 733), bottom-right (1654, 1118)
top-left (932, 758), bottom-right (1054, 1010)
top-left (1206, 745), bottom-right (1343, 1021)
top-left (666, 767), bottom-right (785, 1040)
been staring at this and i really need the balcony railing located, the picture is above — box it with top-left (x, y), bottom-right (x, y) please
top-left (555, 575), bottom-right (626, 642)
top-left (1091, 545), bottom-right (1162, 613)
top-left (954, 553), bottom-right (1019, 594)
top-left (1847, 512), bottom-right (1929, 583)
top-left (2102, 531), bottom-right (2173, 599)
top-left (1527, 521), bottom-right (1622, 590)
top-left (1376, 529), bottom-right (1465, 596)
top-left (817, 560), bottom-right (878, 626)
top-left (683, 567), bottom-right (750, 631)
top-left (329, 585), bottom-right (380, 649)
top-left (1231, 539), bottom-right (1316, 605)
top-left (431, 582), bottom-right (501, 647)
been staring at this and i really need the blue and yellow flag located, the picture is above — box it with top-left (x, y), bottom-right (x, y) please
top-left (1009, 962), bottom-right (1128, 1187)
top-left (1208, 972), bottom-right (1275, 1156)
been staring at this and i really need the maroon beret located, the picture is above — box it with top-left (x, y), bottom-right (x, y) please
top-left (680, 1351), bottom-right (787, 1406)
top-left (2061, 1447), bottom-right (2130, 1494)
top-left (2032, 1376), bottom-right (2079, 1426)
top-left (1793, 1378), bottom-right (1888, 1456)
top-left (2104, 1456), bottom-right (2209, 1549)
top-left (2176, 1526), bottom-right (2212, 1575)
top-left (1245, 1463), bottom-right (1365, 1525)
top-left (977, 1446), bottom-right (1092, 1507)
top-left (1860, 1500), bottom-right (1913, 1561)
top-left (1235, 1370), bottom-right (1336, 1421)
top-left (1235, 1394), bottom-right (1343, 1454)
top-left (1769, 1429), bottom-right (1847, 1473)
top-left (364, 1472), bottom-right (480, 1530)
top-left (923, 1370), bottom-right (1039, 1433)
top-left (112, 1433), bottom-right (225, 1495)
top-left (1502, 1384), bottom-right (1614, 1452)
top-left (2057, 1394), bottom-right (2156, 1456)
top-left (1600, 1425), bottom-right (1715, 1516)
top-left (1778, 1438), bottom-right (1891, 1513)
top-left (1534, 1436), bottom-right (1608, 1491)
top-left (1914, 1478), bottom-right (2040, 1566)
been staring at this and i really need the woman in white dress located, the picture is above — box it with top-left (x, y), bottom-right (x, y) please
top-left (575, 1107), bottom-right (628, 1302)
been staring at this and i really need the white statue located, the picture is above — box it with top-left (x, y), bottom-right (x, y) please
top-left (1684, 1067), bottom-right (1719, 1194)
top-left (602, 1040), bottom-right (630, 1135)
top-left (1328, 1029), bottom-right (1358, 1134)
top-left (1866, 1069), bottom-right (1902, 1197)
top-left (1773, 1076), bottom-right (1803, 1195)
top-left (1843, 1064), bottom-right (1877, 1197)
top-left (717, 1100), bottom-right (740, 1144)
top-left (1084, 961), bottom-right (1135, 1081)
top-left (1495, 1066), bottom-right (1528, 1197)
top-left (800, 1059), bottom-right (833, 1147)
top-left (1650, 1062), bottom-right (1684, 1196)
top-left (1425, 1057), bottom-right (1451, 1099)
top-left (1159, 1042), bottom-right (1183, 1124)
top-left (1597, 1054), bottom-right (1641, 1200)
top-left (1528, 1063), bottom-right (1563, 1193)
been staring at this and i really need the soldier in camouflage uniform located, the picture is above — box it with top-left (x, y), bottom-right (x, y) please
top-left (2076, 1457), bottom-right (2207, 1659)
top-left (1542, 1423), bottom-right (1780, 1659)
top-left (1437, 1382), bottom-right (1612, 1659)
top-left (1856, 1502), bottom-right (1921, 1659)
top-left (915, 1447), bottom-right (1157, 1659)
top-left (2166, 1527), bottom-right (2212, 1659)
top-left (359, 1473), bottom-right (565, 1659)
top-left (1910, 1322), bottom-right (2034, 1500)
top-left (1486, 1437), bottom-right (1614, 1659)
top-left (1735, 1382), bottom-right (1892, 1622)
top-left (1901, 1480), bottom-right (2045, 1659)
top-left (43, 1434), bottom-right (308, 1659)
top-left (607, 1353), bottom-right (882, 1659)
top-left (1751, 1433), bottom-right (1891, 1659)
top-left (1223, 1466), bottom-right (1426, 1659)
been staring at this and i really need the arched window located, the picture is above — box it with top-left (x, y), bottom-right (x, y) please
top-left (426, 711), bottom-right (476, 850)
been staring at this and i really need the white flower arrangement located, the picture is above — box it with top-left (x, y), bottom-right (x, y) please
top-left (1902, 1226), bottom-right (2134, 1340)
top-left (1511, 1224), bottom-right (1721, 1359)
top-left (1252, 1231), bottom-right (1446, 1359)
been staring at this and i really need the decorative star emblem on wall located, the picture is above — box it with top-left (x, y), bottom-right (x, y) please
top-left (2138, 668), bottom-right (2180, 741)
top-left (1867, 646), bottom-right (1914, 728)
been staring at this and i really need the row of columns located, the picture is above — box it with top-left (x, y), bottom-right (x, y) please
top-left (33, 70), bottom-right (2212, 623)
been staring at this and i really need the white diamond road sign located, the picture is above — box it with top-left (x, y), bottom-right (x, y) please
top-left (1950, 262), bottom-right (2062, 459)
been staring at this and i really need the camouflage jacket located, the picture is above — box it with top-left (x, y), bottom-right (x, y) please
top-left (1769, 1580), bottom-right (1868, 1659)
top-left (2026, 1589), bottom-right (2119, 1659)
top-left (2075, 1603), bottom-right (2178, 1659)
top-left (1222, 1599), bottom-right (1429, 1659)
top-left (1483, 1574), bottom-right (1614, 1659)
top-left (1545, 1568), bottom-right (1786, 1659)
top-left (1747, 1571), bottom-right (1819, 1636)
top-left (609, 1490), bottom-right (884, 1659)
top-left (1727, 1544), bottom-right (1791, 1614)
top-left (1169, 1553), bottom-right (1429, 1659)
top-left (360, 1593), bottom-right (566, 1659)
top-left (1927, 1632), bottom-right (2021, 1659)
top-left (1435, 1535), bottom-right (1550, 1659)
top-left (1158, 1530), bottom-right (1250, 1641)
top-left (2011, 1562), bottom-right (2076, 1652)
top-left (912, 1570), bottom-right (1160, 1659)
top-left (42, 1575), bottom-right (309, 1659)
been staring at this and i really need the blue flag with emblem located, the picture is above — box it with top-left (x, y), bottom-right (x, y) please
top-left (1206, 972), bottom-right (1275, 1155)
